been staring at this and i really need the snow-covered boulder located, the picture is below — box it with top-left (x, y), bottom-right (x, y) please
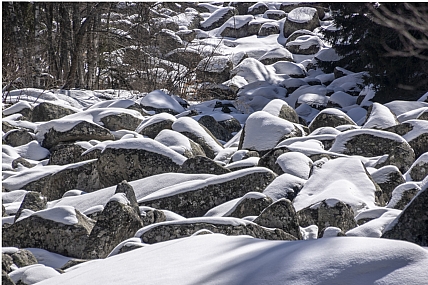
top-left (271, 61), bottom-right (306, 78)
top-left (386, 182), bottom-right (421, 210)
top-left (2, 206), bottom-right (94, 258)
top-left (98, 111), bottom-right (143, 132)
top-left (154, 29), bottom-right (184, 54)
top-left (136, 113), bottom-right (176, 139)
top-left (239, 111), bottom-right (302, 152)
top-left (14, 191), bottom-right (47, 223)
top-left (248, 2), bottom-right (269, 15)
top-left (262, 99), bottom-right (300, 123)
top-left (258, 22), bottom-right (280, 36)
top-left (275, 152), bottom-right (313, 179)
top-left (263, 9), bottom-right (286, 20)
top-left (283, 7), bottom-right (320, 37)
top-left (3, 128), bottom-right (35, 147)
top-left (370, 166), bottom-right (405, 206)
top-left (286, 35), bottom-right (323, 55)
top-left (262, 173), bottom-right (306, 202)
top-left (135, 217), bottom-right (296, 244)
top-left (219, 15), bottom-right (260, 39)
top-left (196, 56), bottom-right (233, 84)
top-left (198, 115), bottom-right (234, 142)
top-left (404, 152), bottom-right (428, 181)
top-left (3, 160), bottom-right (100, 200)
top-left (139, 90), bottom-right (185, 115)
top-left (2, 249), bottom-right (38, 272)
top-left (200, 7), bottom-right (236, 31)
top-left (329, 129), bottom-right (415, 173)
top-left (258, 47), bottom-right (294, 65)
top-left (154, 129), bottom-right (206, 158)
top-left (93, 138), bottom-right (187, 188)
top-left (172, 116), bottom-right (223, 159)
top-left (48, 142), bottom-right (99, 165)
top-left (139, 167), bottom-right (276, 218)
top-left (308, 108), bottom-right (356, 133)
top-left (382, 185), bottom-right (428, 246)
top-left (362, 102), bottom-right (399, 129)
top-left (253, 198), bottom-right (302, 239)
top-left (31, 101), bottom-right (77, 122)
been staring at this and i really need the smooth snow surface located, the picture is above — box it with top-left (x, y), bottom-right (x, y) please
top-left (17, 206), bottom-right (78, 225)
top-left (36, 234), bottom-right (428, 285)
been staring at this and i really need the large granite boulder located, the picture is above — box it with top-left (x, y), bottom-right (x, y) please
top-left (31, 101), bottom-right (76, 122)
top-left (387, 182), bottom-right (421, 210)
top-left (9, 249), bottom-right (38, 269)
top-left (382, 186), bottom-right (428, 246)
top-left (262, 99), bottom-right (300, 124)
top-left (283, 7), bottom-right (320, 37)
top-left (220, 16), bottom-right (262, 39)
top-left (178, 155), bottom-right (230, 175)
top-left (37, 120), bottom-right (115, 149)
top-left (329, 129), bottom-right (415, 173)
top-left (3, 160), bottom-right (100, 201)
top-left (200, 7), bottom-right (237, 31)
top-left (95, 138), bottom-right (187, 188)
top-left (48, 142), bottom-right (99, 165)
top-left (297, 199), bottom-right (358, 236)
top-left (285, 35), bottom-right (323, 55)
top-left (362, 102), bottom-right (399, 130)
top-left (308, 108), bottom-right (356, 133)
top-left (2, 206), bottom-right (94, 258)
top-left (248, 2), bottom-right (269, 15)
top-left (154, 29), bottom-right (184, 54)
top-left (99, 112), bottom-right (143, 132)
top-left (404, 153), bottom-right (428, 181)
top-left (139, 167), bottom-right (276, 218)
top-left (136, 217), bottom-right (297, 244)
top-left (253, 198), bottom-right (302, 239)
top-left (82, 181), bottom-right (143, 259)
top-left (225, 193), bottom-right (273, 218)
top-left (218, 117), bottom-right (242, 134)
top-left (136, 113), bottom-right (176, 139)
top-left (258, 47), bottom-right (294, 65)
top-left (154, 129), bottom-right (206, 158)
top-left (258, 22), bottom-right (280, 36)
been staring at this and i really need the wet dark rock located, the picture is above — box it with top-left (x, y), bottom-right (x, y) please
top-left (254, 198), bottom-right (303, 239)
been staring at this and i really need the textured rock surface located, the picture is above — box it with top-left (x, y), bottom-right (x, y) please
top-left (96, 147), bottom-right (183, 188)
top-left (2, 209), bottom-right (94, 258)
top-left (15, 160), bottom-right (100, 201)
top-left (31, 101), bottom-right (76, 122)
top-left (226, 194), bottom-right (273, 219)
top-left (387, 183), bottom-right (421, 210)
top-left (82, 182), bottom-right (143, 259)
top-left (138, 219), bottom-right (297, 244)
top-left (10, 249), bottom-right (38, 268)
top-left (14, 191), bottom-right (47, 222)
top-left (41, 120), bottom-right (114, 149)
top-left (48, 142), bottom-right (99, 165)
top-left (138, 119), bottom-right (175, 139)
top-left (198, 115), bottom-right (233, 142)
top-left (384, 121), bottom-right (428, 159)
top-left (254, 198), bottom-right (302, 239)
top-left (308, 109), bottom-right (356, 133)
top-left (371, 166), bottom-right (406, 206)
top-left (382, 187), bottom-right (428, 246)
top-left (282, 7), bottom-right (320, 37)
top-left (99, 112), bottom-right (143, 131)
top-left (140, 168), bottom-right (277, 218)
top-left (297, 199), bottom-right (357, 236)
top-left (141, 209), bottom-right (167, 227)
top-left (178, 155), bottom-right (230, 175)
top-left (3, 129), bottom-right (34, 147)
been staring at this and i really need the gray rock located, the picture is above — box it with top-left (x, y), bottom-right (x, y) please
top-left (382, 187), bottom-right (428, 246)
top-left (2, 270), bottom-right (15, 285)
top-left (10, 249), bottom-right (38, 268)
top-left (220, 18), bottom-right (261, 39)
top-left (258, 147), bottom-right (291, 174)
top-left (2, 121), bottom-right (19, 133)
top-left (137, 218), bottom-right (297, 244)
top-left (218, 117), bottom-right (242, 133)
top-left (258, 22), bottom-right (280, 36)
top-left (254, 198), bottom-right (302, 239)
top-left (229, 2), bottom-right (252, 15)
top-left (82, 183), bottom-right (143, 259)
top-left (201, 7), bottom-right (237, 31)
top-left (140, 168), bottom-right (276, 218)
top-left (138, 119), bottom-right (174, 139)
top-left (99, 113), bottom-right (143, 131)
top-left (40, 120), bottom-right (114, 149)
top-left (165, 48), bottom-right (203, 69)
top-left (12, 157), bottom-right (36, 169)
top-left (384, 121), bottom-right (428, 159)
top-left (248, 3), bottom-right (269, 15)
top-left (3, 129), bottom-right (34, 147)
top-left (405, 153), bottom-right (428, 181)
top-left (10, 160), bottom-right (100, 201)
top-left (31, 102), bottom-right (76, 122)
top-left (283, 7), bottom-right (320, 37)
top-left (48, 142), bottom-right (99, 165)
top-left (14, 191), bottom-right (47, 222)
top-left (387, 182), bottom-right (421, 210)
top-left (141, 209), bottom-right (166, 227)
top-left (196, 56), bottom-right (233, 84)
top-left (196, 83), bottom-right (236, 101)
top-left (308, 108), bottom-right (356, 133)
top-left (2, 208), bottom-right (94, 258)
top-left (96, 145), bottom-right (183, 189)
top-left (198, 115), bottom-right (233, 142)
top-left (286, 35), bottom-right (323, 55)
top-left (178, 155), bottom-right (231, 175)
top-left (297, 199), bottom-right (357, 237)
top-left (330, 129), bottom-right (415, 173)
top-left (371, 166), bottom-right (406, 206)
top-left (263, 10), bottom-right (286, 20)
top-left (226, 193), bottom-right (273, 219)
top-left (2, 253), bottom-right (13, 273)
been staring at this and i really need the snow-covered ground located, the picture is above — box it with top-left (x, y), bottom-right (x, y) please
top-left (2, 2), bottom-right (428, 285)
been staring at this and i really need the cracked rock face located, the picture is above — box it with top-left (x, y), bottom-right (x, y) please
top-left (382, 188), bottom-right (428, 246)
top-left (254, 198), bottom-right (303, 239)
top-left (140, 169), bottom-right (277, 218)
top-left (137, 220), bottom-right (297, 245)
top-left (2, 210), bottom-right (94, 259)
top-left (297, 199), bottom-right (357, 237)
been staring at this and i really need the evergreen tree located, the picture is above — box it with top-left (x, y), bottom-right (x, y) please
top-left (320, 3), bottom-right (428, 103)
